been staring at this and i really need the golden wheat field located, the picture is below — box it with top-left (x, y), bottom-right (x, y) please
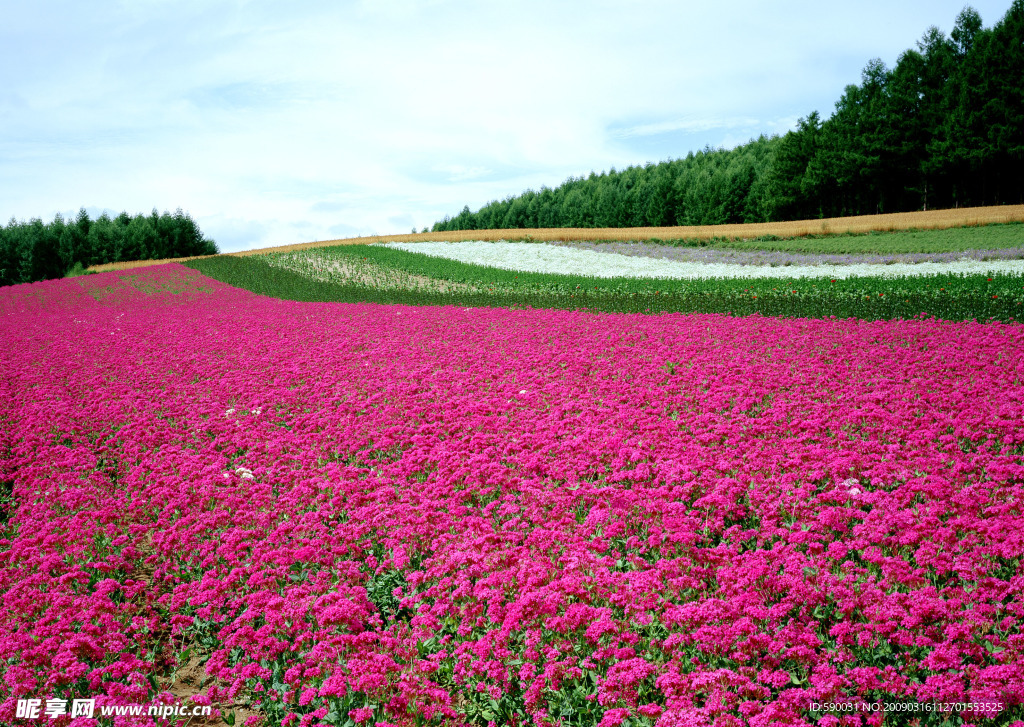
top-left (87, 204), bottom-right (1024, 272)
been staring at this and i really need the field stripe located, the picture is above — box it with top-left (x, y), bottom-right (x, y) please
top-left (88, 204), bottom-right (1024, 272)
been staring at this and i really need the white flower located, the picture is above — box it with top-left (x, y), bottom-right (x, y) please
top-left (225, 408), bottom-right (235, 416)
top-left (235, 466), bottom-right (254, 480)
top-left (519, 390), bottom-right (528, 394)
top-left (840, 477), bottom-right (862, 498)
top-left (384, 241), bottom-right (1024, 280)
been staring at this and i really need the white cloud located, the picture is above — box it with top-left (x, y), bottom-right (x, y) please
top-left (612, 117), bottom-right (763, 139)
top-left (432, 165), bottom-right (493, 182)
top-left (0, 0), bottom-right (1014, 252)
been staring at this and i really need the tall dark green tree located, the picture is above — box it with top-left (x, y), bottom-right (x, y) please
top-left (0, 208), bottom-right (218, 287)
top-left (982, 0), bottom-right (1024, 203)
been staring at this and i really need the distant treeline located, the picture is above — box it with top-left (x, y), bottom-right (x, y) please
top-left (0, 209), bottom-right (218, 287)
top-left (434, 2), bottom-right (1024, 232)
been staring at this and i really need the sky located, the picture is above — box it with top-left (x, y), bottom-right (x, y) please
top-left (1, 0), bottom-right (1015, 253)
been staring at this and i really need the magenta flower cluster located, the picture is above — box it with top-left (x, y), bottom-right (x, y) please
top-left (1, 265), bottom-right (1022, 727)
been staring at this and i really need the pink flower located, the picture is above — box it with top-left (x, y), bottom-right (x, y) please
top-left (5, 266), bottom-right (1023, 725)
top-left (349, 707), bottom-right (374, 723)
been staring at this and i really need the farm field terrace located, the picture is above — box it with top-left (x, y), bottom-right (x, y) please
top-left (537, 222), bottom-right (1024, 256)
top-left (180, 231), bottom-right (1024, 324)
top-left (1, 264), bottom-right (1023, 727)
top-left (85, 214), bottom-right (1024, 275)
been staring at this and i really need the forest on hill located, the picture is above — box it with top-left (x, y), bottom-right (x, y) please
top-left (0, 209), bottom-right (218, 287)
top-left (433, 2), bottom-right (1024, 232)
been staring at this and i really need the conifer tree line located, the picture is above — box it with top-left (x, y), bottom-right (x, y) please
top-left (0, 208), bottom-right (218, 287)
top-left (433, 2), bottom-right (1024, 232)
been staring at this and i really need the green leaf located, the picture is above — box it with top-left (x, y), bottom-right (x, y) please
top-left (983, 640), bottom-right (1005, 654)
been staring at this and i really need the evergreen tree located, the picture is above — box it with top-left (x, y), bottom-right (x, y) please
top-left (0, 208), bottom-right (218, 286)
top-left (984, 0), bottom-right (1024, 202)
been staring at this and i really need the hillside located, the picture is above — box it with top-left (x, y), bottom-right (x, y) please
top-left (84, 204), bottom-right (1024, 273)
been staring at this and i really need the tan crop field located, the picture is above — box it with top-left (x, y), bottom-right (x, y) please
top-left (87, 203), bottom-right (1024, 272)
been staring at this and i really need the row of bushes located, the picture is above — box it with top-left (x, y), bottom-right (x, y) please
top-left (0, 208), bottom-right (217, 287)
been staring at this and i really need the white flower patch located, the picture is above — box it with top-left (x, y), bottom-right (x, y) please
top-left (385, 241), bottom-right (1024, 280)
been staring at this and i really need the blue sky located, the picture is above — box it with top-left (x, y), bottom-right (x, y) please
top-left (1, 0), bottom-right (1014, 252)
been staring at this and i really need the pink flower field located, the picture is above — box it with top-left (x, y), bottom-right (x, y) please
top-left (1, 264), bottom-right (1023, 727)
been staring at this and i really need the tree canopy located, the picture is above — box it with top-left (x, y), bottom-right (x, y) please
top-left (0, 208), bottom-right (218, 287)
